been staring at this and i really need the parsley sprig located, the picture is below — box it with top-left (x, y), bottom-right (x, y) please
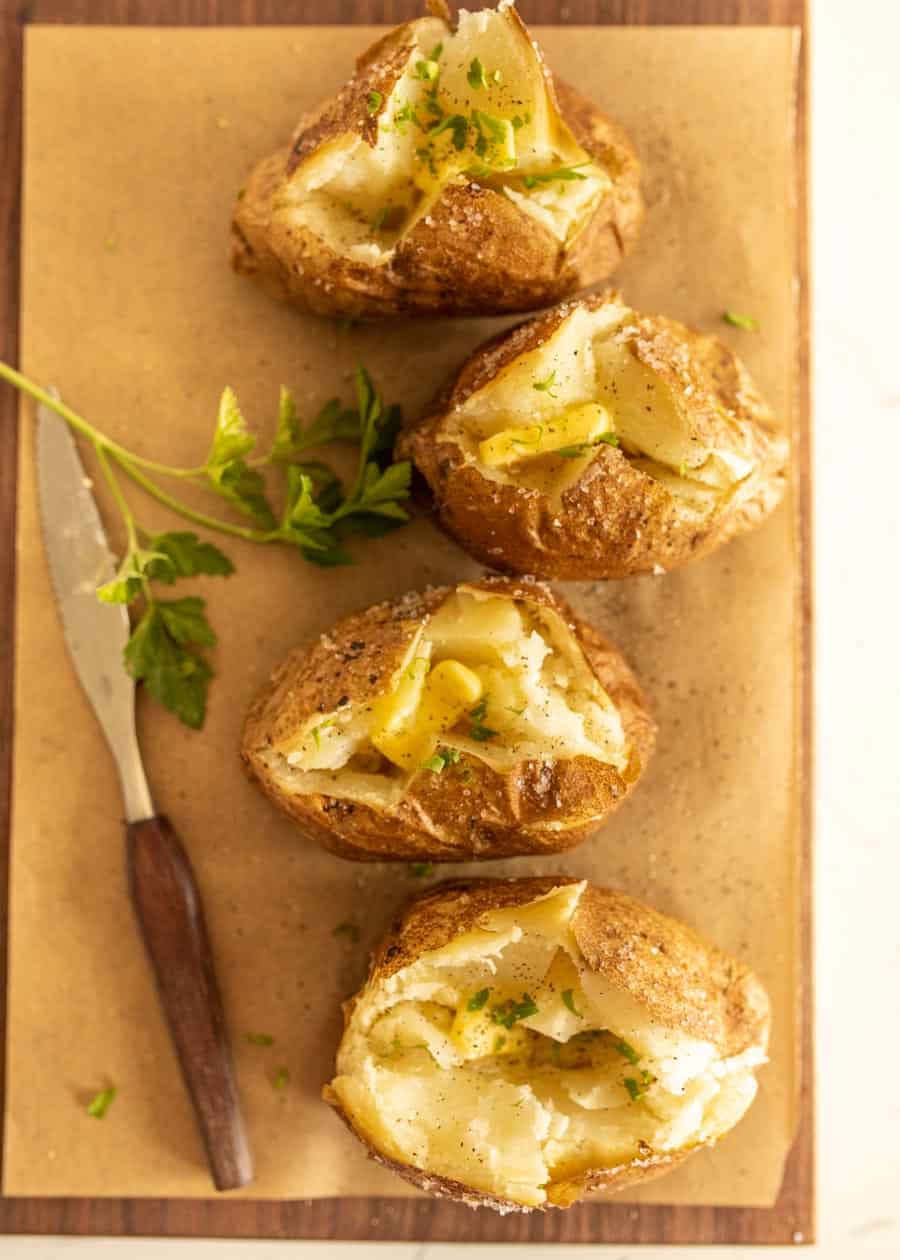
top-left (0, 362), bottom-right (410, 729)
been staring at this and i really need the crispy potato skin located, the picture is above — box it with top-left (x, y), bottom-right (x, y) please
top-left (325, 877), bottom-right (771, 1209)
top-left (400, 293), bottom-right (790, 579)
top-left (230, 17), bottom-right (643, 319)
top-left (241, 578), bottom-right (654, 861)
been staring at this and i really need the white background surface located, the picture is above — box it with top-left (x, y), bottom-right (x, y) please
top-left (5, 0), bottom-right (900, 1254)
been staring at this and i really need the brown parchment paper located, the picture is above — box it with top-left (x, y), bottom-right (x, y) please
top-left (7, 25), bottom-right (800, 1205)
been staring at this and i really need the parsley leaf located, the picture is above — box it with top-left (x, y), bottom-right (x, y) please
top-left (273, 1066), bottom-right (290, 1090)
top-left (723, 310), bottom-right (759, 331)
top-left (149, 531), bottom-right (234, 578)
top-left (522, 162), bottom-right (591, 189)
top-left (613, 1038), bottom-right (641, 1064)
top-left (468, 696), bottom-right (498, 742)
top-left (490, 994), bottom-right (538, 1029)
top-left (97, 545), bottom-right (175, 603)
top-left (409, 862), bottom-right (434, 879)
top-left (247, 1032), bottom-right (275, 1046)
top-left (124, 601), bottom-right (215, 729)
top-left (414, 58), bottom-right (440, 81)
top-left (204, 388), bottom-right (277, 527)
top-left (366, 90), bottom-right (383, 114)
top-left (86, 1086), bottom-right (116, 1118)
top-left (532, 370), bottom-right (558, 396)
top-left (467, 988), bottom-right (491, 1011)
top-left (421, 747), bottom-right (462, 773)
top-left (561, 989), bottom-right (581, 1016)
top-left (467, 57), bottom-right (488, 90)
top-left (555, 432), bottom-right (621, 458)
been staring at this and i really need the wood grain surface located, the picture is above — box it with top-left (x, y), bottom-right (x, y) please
top-left (0, 0), bottom-right (812, 1243)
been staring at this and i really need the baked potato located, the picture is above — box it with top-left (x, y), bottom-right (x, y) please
top-left (241, 577), bottom-right (653, 861)
top-left (399, 293), bottom-right (790, 579)
top-left (325, 877), bottom-right (770, 1210)
top-left (231, 2), bottom-right (643, 318)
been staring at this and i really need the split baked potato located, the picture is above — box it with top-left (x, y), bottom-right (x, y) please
top-left (231, 2), bottom-right (642, 318)
top-left (241, 578), bottom-right (654, 861)
top-left (400, 293), bottom-right (790, 578)
top-left (325, 877), bottom-right (770, 1210)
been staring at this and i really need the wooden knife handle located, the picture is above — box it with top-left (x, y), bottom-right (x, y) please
top-left (127, 814), bottom-right (253, 1191)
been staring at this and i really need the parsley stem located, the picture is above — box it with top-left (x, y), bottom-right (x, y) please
top-left (94, 443), bottom-right (137, 545)
top-left (109, 452), bottom-right (273, 544)
top-left (0, 362), bottom-right (203, 479)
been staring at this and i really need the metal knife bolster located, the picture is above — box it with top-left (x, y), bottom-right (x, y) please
top-left (35, 403), bottom-right (154, 821)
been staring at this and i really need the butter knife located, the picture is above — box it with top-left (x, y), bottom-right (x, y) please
top-left (36, 397), bottom-right (253, 1192)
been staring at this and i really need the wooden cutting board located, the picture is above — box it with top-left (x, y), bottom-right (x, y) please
top-left (0, 0), bottom-right (812, 1244)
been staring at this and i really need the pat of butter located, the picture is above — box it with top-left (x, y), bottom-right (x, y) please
top-left (370, 659), bottom-right (483, 770)
top-left (478, 402), bottom-right (614, 468)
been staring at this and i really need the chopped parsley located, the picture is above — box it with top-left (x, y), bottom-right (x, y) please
top-left (532, 370), bottom-right (558, 396)
top-left (409, 861), bottom-right (434, 878)
top-left (491, 993), bottom-right (538, 1028)
top-left (624, 1069), bottom-right (655, 1101)
top-left (556, 432), bottom-right (620, 458)
top-left (722, 310), bottom-right (759, 331)
top-left (493, 1034), bottom-right (507, 1052)
top-left (333, 921), bottom-right (360, 942)
top-left (561, 989), bottom-right (581, 1016)
top-left (428, 113), bottom-right (469, 151)
top-left (246, 1032), bottom-right (275, 1046)
top-left (523, 162), bottom-right (591, 189)
top-left (366, 90), bottom-right (383, 114)
top-left (613, 1038), bottom-right (641, 1065)
top-left (273, 1066), bottom-right (290, 1090)
top-left (468, 697), bottom-right (498, 742)
top-left (467, 57), bottom-right (489, 90)
top-left (428, 42), bottom-right (443, 61)
top-left (414, 58), bottom-right (440, 82)
top-left (421, 747), bottom-right (462, 773)
top-left (467, 987), bottom-right (491, 1011)
top-left (86, 1086), bottom-right (116, 1119)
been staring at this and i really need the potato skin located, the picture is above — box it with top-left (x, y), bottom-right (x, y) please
top-left (324, 877), bottom-right (771, 1210)
top-left (241, 578), bottom-right (654, 861)
top-left (230, 16), bottom-right (643, 319)
top-left (400, 294), bottom-right (789, 579)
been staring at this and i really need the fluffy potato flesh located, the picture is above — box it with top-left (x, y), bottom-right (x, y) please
top-left (330, 883), bottom-right (766, 1208)
top-left (449, 300), bottom-right (757, 509)
top-left (279, 4), bottom-right (610, 264)
top-left (261, 586), bottom-right (627, 811)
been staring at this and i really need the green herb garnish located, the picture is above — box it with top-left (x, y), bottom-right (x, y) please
top-left (532, 370), bottom-right (558, 396)
top-left (722, 310), bottom-right (759, 331)
top-left (624, 1068), bottom-right (655, 1101)
top-left (491, 994), bottom-right (538, 1029)
top-left (333, 921), bottom-right (361, 942)
top-left (493, 1034), bottom-right (507, 1052)
top-left (522, 162), bottom-right (591, 189)
top-left (429, 42), bottom-right (443, 61)
top-left (0, 364), bottom-right (410, 729)
top-left (246, 1032), bottom-right (275, 1046)
top-left (613, 1038), bottom-right (641, 1065)
top-left (366, 90), bottom-right (383, 114)
top-left (414, 58), bottom-right (440, 82)
top-left (468, 697), bottom-right (498, 742)
top-left (467, 57), bottom-right (488, 90)
top-left (428, 113), bottom-right (469, 152)
top-left (273, 1067), bottom-right (290, 1090)
top-left (678, 459), bottom-right (688, 477)
top-left (561, 989), bottom-right (581, 1016)
top-left (421, 747), bottom-right (462, 773)
top-left (467, 988), bottom-right (491, 1011)
top-left (86, 1086), bottom-right (116, 1118)
top-left (556, 432), bottom-right (620, 458)
top-left (410, 862), bottom-right (434, 879)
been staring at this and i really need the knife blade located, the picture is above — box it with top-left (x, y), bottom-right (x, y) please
top-left (36, 401), bottom-right (154, 822)
top-left (36, 397), bottom-right (253, 1192)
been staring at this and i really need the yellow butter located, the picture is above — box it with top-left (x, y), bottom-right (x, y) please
top-left (370, 659), bottom-right (483, 770)
top-left (478, 402), bottom-right (614, 468)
